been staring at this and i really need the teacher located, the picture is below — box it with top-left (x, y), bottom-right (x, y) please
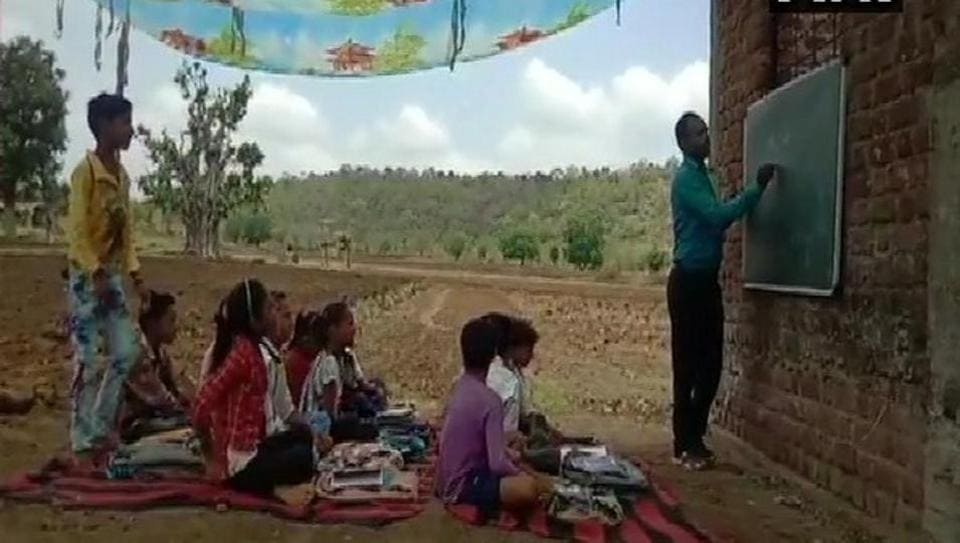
top-left (668, 112), bottom-right (776, 471)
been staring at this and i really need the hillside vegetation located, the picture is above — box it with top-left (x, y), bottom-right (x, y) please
top-left (243, 162), bottom-right (676, 273)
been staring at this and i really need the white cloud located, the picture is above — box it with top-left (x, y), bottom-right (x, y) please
top-left (345, 104), bottom-right (487, 172)
top-left (498, 58), bottom-right (709, 171)
top-left (374, 104), bottom-right (451, 153)
top-left (132, 81), bottom-right (338, 175)
top-left (132, 82), bottom-right (478, 174)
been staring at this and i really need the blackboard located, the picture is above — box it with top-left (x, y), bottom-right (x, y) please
top-left (742, 60), bottom-right (846, 296)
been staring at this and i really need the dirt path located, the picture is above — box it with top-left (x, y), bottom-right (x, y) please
top-left (0, 254), bottom-right (911, 542)
top-left (417, 287), bottom-right (451, 330)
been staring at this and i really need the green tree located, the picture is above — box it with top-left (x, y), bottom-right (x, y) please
top-left (139, 62), bottom-right (268, 257)
top-left (642, 246), bottom-right (669, 273)
top-left (499, 228), bottom-right (539, 266)
top-left (242, 212), bottom-right (272, 247)
top-left (549, 246), bottom-right (560, 266)
top-left (0, 37), bottom-right (68, 239)
top-left (444, 232), bottom-right (468, 261)
top-left (564, 210), bottom-right (606, 270)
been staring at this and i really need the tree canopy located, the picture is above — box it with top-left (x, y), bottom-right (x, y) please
top-left (261, 163), bottom-right (671, 272)
top-left (0, 37), bottom-right (68, 239)
top-left (138, 61), bottom-right (268, 257)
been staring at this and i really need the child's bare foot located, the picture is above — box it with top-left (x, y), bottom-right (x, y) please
top-left (274, 483), bottom-right (314, 507)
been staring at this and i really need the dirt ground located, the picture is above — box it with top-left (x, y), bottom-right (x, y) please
top-left (0, 253), bottom-right (919, 542)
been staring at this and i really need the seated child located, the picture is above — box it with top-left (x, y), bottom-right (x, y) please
top-left (299, 301), bottom-right (388, 443)
top-left (269, 290), bottom-right (294, 347)
top-left (286, 310), bottom-right (324, 406)
top-left (437, 317), bottom-right (551, 516)
top-left (306, 301), bottom-right (386, 421)
top-left (192, 279), bottom-right (314, 497)
top-left (482, 313), bottom-right (565, 451)
top-left (197, 301), bottom-right (223, 386)
top-left (120, 291), bottom-right (190, 441)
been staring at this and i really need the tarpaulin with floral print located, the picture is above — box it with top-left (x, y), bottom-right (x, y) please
top-left (64, 0), bottom-right (620, 86)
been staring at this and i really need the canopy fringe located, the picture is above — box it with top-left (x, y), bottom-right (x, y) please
top-left (115, 0), bottom-right (130, 95)
top-left (448, 0), bottom-right (466, 71)
top-left (55, 0), bottom-right (65, 38)
top-left (237, 9), bottom-right (247, 57)
top-left (95, 1), bottom-right (103, 71)
top-left (107, 0), bottom-right (116, 37)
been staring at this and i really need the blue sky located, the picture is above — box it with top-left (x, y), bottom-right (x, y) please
top-left (2, 0), bottom-right (709, 176)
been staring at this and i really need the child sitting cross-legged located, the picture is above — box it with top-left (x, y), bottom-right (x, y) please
top-left (437, 317), bottom-right (552, 517)
top-left (192, 279), bottom-right (314, 498)
top-left (300, 301), bottom-right (386, 442)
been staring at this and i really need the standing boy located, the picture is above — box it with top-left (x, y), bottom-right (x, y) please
top-left (67, 93), bottom-right (148, 463)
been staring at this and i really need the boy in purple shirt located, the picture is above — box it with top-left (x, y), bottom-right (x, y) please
top-left (438, 317), bottom-right (551, 515)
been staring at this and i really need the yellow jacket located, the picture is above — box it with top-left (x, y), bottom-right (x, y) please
top-left (67, 151), bottom-right (140, 274)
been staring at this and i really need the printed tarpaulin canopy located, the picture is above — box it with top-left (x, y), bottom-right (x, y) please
top-left (66, 0), bottom-right (620, 85)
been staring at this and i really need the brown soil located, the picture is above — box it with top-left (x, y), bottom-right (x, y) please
top-left (0, 253), bottom-right (918, 542)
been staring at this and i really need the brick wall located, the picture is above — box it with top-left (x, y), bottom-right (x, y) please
top-left (711, 0), bottom-right (940, 528)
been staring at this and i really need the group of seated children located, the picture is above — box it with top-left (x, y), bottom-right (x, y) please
top-left (121, 277), bottom-right (560, 516)
top-left (437, 313), bottom-right (559, 517)
top-left (190, 279), bottom-right (386, 497)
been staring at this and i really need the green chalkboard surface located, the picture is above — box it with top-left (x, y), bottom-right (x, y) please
top-left (743, 60), bottom-right (846, 296)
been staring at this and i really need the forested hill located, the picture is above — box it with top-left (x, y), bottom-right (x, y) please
top-left (254, 160), bottom-right (676, 272)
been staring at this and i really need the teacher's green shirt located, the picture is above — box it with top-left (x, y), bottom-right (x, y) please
top-left (671, 155), bottom-right (765, 273)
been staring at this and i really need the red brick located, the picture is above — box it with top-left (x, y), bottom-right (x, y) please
top-left (908, 58), bottom-right (934, 88)
top-left (901, 473), bottom-right (924, 509)
top-left (856, 423), bottom-right (896, 460)
top-left (823, 407), bottom-right (854, 442)
top-left (850, 478), bottom-right (868, 509)
top-left (871, 138), bottom-right (896, 166)
top-left (870, 107), bottom-right (891, 137)
top-left (876, 490), bottom-right (896, 523)
top-left (890, 432), bottom-right (924, 470)
top-left (896, 23), bottom-right (919, 62)
top-left (889, 96), bottom-right (922, 131)
top-left (893, 130), bottom-right (913, 159)
top-left (875, 71), bottom-right (903, 104)
top-left (865, 487), bottom-right (879, 516)
top-left (895, 191), bottom-right (927, 222)
top-left (832, 441), bottom-right (857, 473)
top-left (798, 373), bottom-right (821, 401)
top-left (854, 79), bottom-right (876, 111)
top-left (872, 458), bottom-right (904, 496)
top-left (911, 124), bottom-right (931, 153)
top-left (870, 15), bottom-right (898, 48)
top-left (894, 502), bottom-right (923, 531)
top-left (868, 168), bottom-right (893, 195)
top-left (891, 163), bottom-right (912, 190)
top-left (828, 465), bottom-right (847, 495)
top-left (891, 221), bottom-right (927, 253)
top-left (834, 378), bottom-right (858, 414)
top-left (867, 195), bottom-right (896, 222)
